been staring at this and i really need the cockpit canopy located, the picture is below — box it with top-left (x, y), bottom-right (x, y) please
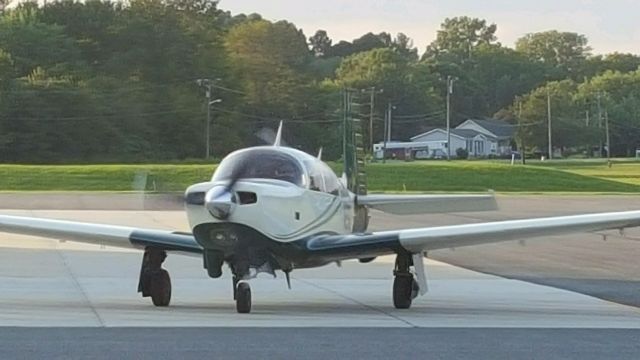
top-left (212, 148), bottom-right (305, 186)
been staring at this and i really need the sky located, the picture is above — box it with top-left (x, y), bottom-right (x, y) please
top-left (218, 0), bottom-right (640, 55)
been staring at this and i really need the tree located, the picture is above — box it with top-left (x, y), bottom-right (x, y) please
top-left (336, 48), bottom-right (442, 142)
top-left (0, 4), bottom-right (84, 77)
top-left (466, 44), bottom-right (547, 115)
top-left (324, 32), bottom-right (391, 58)
top-left (0, 48), bottom-right (12, 83)
top-left (309, 30), bottom-right (332, 58)
top-left (581, 53), bottom-right (640, 78)
top-left (391, 33), bottom-right (418, 61)
top-left (515, 80), bottom-right (589, 155)
top-left (225, 19), bottom-right (324, 153)
top-left (424, 16), bottom-right (497, 61)
top-left (516, 31), bottom-right (591, 79)
top-left (0, 0), bottom-right (12, 13)
top-left (576, 70), bottom-right (640, 156)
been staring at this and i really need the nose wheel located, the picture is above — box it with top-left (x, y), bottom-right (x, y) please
top-left (235, 281), bottom-right (252, 313)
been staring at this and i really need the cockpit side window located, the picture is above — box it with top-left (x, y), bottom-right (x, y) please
top-left (304, 160), bottom-right (340, 196)
top-left (213, 149), bottom-right (304, 186)
top-left (319, 163), bottom-right (340, 195)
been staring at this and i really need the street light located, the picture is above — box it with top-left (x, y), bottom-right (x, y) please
top-left (206, 98), bottom-right (222, 160)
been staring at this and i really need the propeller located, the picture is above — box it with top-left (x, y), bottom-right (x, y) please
top-left (255, 126), bottom-right (288, 147)
top-left (204, 157), bottom-right (251, 220)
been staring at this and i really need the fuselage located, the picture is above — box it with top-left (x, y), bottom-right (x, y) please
top-left (184, 146), bottom-right (361, 271)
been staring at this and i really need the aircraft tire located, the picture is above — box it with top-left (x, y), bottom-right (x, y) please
top-left (393, 275), bottom-right (413, 309)
top-left (149, 269), bottom-right (172, 307)
top-left (236, 282), bottom-right (252, 313)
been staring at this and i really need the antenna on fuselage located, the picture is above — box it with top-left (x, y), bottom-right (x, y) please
top-left (274, 121), bottom-right (284, 147)
top-left (317, 147), bottom-right (323, 160)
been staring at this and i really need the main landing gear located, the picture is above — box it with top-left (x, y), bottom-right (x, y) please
top-left (138, 248), bottom-right (172, 307)
top-left (393, 253), bottom-right (419, 309)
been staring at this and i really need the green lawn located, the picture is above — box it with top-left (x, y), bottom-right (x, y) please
top-left (1, 159), bottom-right (640, 193)
top-left (0, 165), bottom-right (214, 192)
top-left (364, 160), bottom-right (640, 193)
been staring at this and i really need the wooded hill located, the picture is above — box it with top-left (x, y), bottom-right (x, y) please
top-left (1, 0), bottom-right (639, 162)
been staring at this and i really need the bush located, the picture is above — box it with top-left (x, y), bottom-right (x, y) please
top-left (455, 148), bottom-right (469, 159)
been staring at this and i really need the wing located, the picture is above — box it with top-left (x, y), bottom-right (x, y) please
top-left (357, 193), bottom-right (497, 215)
top-left (0, 215), bottom-right (202, 254)
top-left (303, 210), bottom-right (640, 259)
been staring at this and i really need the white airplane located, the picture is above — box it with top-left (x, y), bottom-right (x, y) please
top-left (1, 122), bottom-right (640, 313)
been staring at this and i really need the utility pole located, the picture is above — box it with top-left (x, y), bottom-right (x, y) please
top-left (369, 87), bottom-right (375, 156)
top-left (518, 101), bottom-right (526, 165)
top-left (364, 87), bottom-right (383, 156)
top-left (585, 110), bottom-right (590, 126)
top-left (342, 88), bottom-right (348, 164)
top-left (196, 78), bottom-right (221, 159)
top-left (596, 91), bottom-right (603, 157)
top-left (445, 76), bottom-right (453, 160)
top-left (605, 110), bottom-right (611, 166)
top-left (382, 102), bottom-right (388, 164)
top-left (386, 102), bottom-right (393, 143)
top-left (547, 88), bottom-right (552, 160)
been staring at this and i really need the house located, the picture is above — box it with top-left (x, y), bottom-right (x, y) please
top-left (373, 118), bottom-right (516, 159)
top-left (456, 119), bottom-right (516, 156)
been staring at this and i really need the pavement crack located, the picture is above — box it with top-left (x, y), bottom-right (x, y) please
top-left (294, 277), bottom-right (418, 327)
top-left (54, 244), bottom-right (106, 327)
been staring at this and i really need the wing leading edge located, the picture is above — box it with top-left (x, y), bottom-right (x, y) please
top-left (304, 210), bottom-right (640, 259)
top-left (0, 215), bottom-right (202, 254)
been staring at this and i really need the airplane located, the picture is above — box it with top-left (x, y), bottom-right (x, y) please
top-left (2, 122), bottom-right (640, 313)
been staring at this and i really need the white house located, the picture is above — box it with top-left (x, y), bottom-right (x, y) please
top-left (455, 119), bottom-right (515, 156)
top-left (373, 118), bottom-right (515, 159)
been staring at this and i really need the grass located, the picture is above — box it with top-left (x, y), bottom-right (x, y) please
top-left (364, 160), bottom-right (640, 193)
top-left (0, 165), bottom-right (215, 192)
top-left (1, 159), bottom-right (640, 193)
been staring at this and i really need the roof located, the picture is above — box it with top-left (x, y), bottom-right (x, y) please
top-left (451, 128), bottom-right (494, 139)
top-left (410, 128), bottom-right (493, 141)
top-left (466, 119), bottom-right (515, 138)
top-left (410, 128), bottom-right (467, 141)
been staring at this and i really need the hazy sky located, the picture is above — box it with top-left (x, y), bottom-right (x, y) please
top-left (218, 0), bottom-right (640, 55)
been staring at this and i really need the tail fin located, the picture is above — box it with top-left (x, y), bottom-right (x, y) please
top-left (343, 90), bottom-right (368, 196)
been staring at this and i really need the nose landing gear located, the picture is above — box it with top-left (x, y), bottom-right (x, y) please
top-left (231, 259), bottom-right (253, 313)
top-left (235, 281), bottom-right (252, 313)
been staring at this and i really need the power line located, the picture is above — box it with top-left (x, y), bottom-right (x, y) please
top-left (4, 108), bottom-right (199, 121)
top-left (210, 83), bottom-right (247, 95)
top-left (393, 109), bottom-right (445, 119)
top-left (210, 106), bottom-right (340, 123)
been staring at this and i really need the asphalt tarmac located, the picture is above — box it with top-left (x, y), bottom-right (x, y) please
top-left (0, 328), bottom-right (638, 360)
top-left (372, 196), bottom-right (640, 308)
top-left (0, 195), bottom-right (639, 359)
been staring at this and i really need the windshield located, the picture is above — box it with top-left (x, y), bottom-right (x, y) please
top-left (212, 149), bottom-right (304, 186)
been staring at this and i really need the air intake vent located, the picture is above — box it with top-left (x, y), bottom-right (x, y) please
top-left (185, 191), bottom-right (205, 205)
top-left (237, 192), bottom-right (257, 205)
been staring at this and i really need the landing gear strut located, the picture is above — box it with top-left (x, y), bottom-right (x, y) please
top-left (393, 253), bottom-right (418, 309)
top-left (138, 248), bottom-right (171, 307)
